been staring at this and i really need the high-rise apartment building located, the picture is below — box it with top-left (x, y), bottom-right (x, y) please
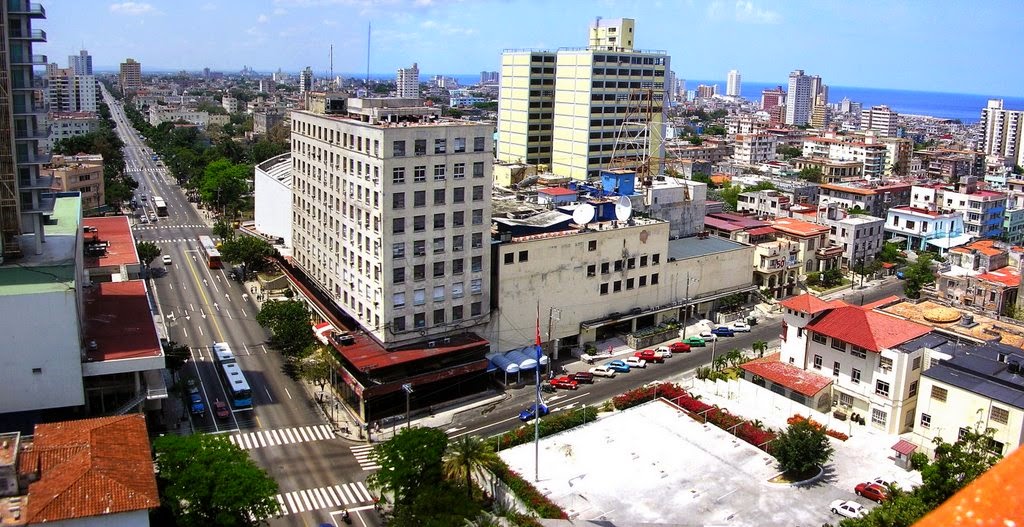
top-left (861, 105), bottom-right (898, 137)
top-left (785, 69), bottom-right (812, 126)
top-left (479, 70), bottom-right (499, 85)
top-left (696, 84), bottom-right (717, 98)
top-left (497, 18), bottom-right (670, 180)
top-left (0, 1), bottom-right (49, 260)
top-left (980, 99), bottom-right (1024, 167)
top-left (761, 86), bottom-right (785, 111)
top-left (396, 63), bottom-right (419, 98)
top-left (46, 65), bottom-right (97, 113)
top-left (118, 58), bottom-right (141, 94)
top-left (726, 69), bottom-right (741, 97)
top-left (290, 98), bottom-right (493, 346)
top-left (68, 48), bottom-right (92, 75)
top-left (299, 66), bottom-right (313, 94)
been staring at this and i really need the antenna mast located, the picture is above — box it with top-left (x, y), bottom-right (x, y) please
top-left (366, 22), bottom-right (371, 87)
top-left (329, 44), bottom-right (334, 89)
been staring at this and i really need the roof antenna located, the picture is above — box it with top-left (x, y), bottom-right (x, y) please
top-left (329, 44), bottom-right (333, 89)
top-left (365, 22), bottom-right (371, 88)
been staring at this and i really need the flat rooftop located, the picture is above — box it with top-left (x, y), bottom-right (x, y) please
top-left (667, 235), bottom-right (749, 260)
top-left (82, 281), bottom-right (161, 362)
top-left (924, 341), bottom-right (1024, 410)
top-left (83, 216), bottom-right (139, 269)
top-left (881, 300), bottom-right (1024, 349)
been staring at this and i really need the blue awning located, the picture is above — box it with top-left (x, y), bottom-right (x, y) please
top-left (506, 349), bottom-right (538, 370)
top-left (489, 354), bottom-right (520, 374)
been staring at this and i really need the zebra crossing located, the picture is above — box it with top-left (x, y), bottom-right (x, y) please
top-left (132, 224), bottom-right (207, 231)
top-left (229, 425), bottom-right (336, 450)
top-left (350, 444), bottom-right (381, 471)
top-left (274, 482), bottom-right (374, 517)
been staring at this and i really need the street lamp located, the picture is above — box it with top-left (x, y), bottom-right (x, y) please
top-left (402, 383), bottom-right (414, 430)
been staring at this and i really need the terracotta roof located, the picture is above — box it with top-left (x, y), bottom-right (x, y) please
top-left (807, 306), bottom-right (931, 352)
top-left (20, 415), bottom-right (159, 523)
top-left (771, 218), bottom-right (830, 237)
top-left (779, 293), bottom-right (839, 314)
top-left (740, 353), bottom-right (832, 397)
top-left (954, 239), bottom-right (1005, 257)
top-left (538, 186), bottom-right (576, 196)
top-left (82, 281), bottom-right (162, 362)
top-left (83, 216), bottom-right (139, 269)
top-left (978, 268), bottom-right (1020, 287)
top-left (913, 440), bottom-right (1024, 527)
top-left (891, 439), bottom-right (918, 456)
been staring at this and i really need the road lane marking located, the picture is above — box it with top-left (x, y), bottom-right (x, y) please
top-left (197, 326), bottom-right (204, 336)
top-left (264, 386), bottom-right (273, 402)
top-left (284, 387), bottom-right (292, 399)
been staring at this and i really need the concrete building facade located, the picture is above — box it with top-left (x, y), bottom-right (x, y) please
top-left (68, 48), bottom-right (92, 75)
top-left (496, 51), bottom-right (555, 166)
top-left (785, 69), bottom-right (812, 126)
top-left (732, 133), bottom-right (776, 165)
top-left (396, 63), bottom-right (420, 99)
top-left (118, 58), bottom-right (141, 94)
top-left (979, 99), bottom-right (1024, 167)
top-left (253, 153), bottom-right (292, 248)
top-left (726, 69), bottom-right (741, 97)
top-left (43, 154), bottom-right (105, 212)
top-left (861, 105), bottom-right (898, 137)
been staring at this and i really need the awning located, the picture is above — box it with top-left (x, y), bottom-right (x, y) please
top-left (927, 234), bottom-right (973, 249)
top-left (489, 354), bottom-right (520, 374)
top-left (513, 346), bottom-right (549, 366)
top-left (891, 439), bottom-right (918, 456)
top-left (313, 322), bottom-right (334, 345)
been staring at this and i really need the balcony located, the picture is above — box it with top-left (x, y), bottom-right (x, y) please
top-left (9, 28), bottom-right (45, 41)
top-left (12, 101), bottom-right (45, 115)
top-left (10, 53), bottom-right (46, 65)
top-left (815, 245), bottom-right (845, 259)
top-left (14, 126), bottom-right (47, 139)
top-left (20, 194), bottom-right (54, 214)
top-left (18, 173), bottom-right (53, 190)
top-left (15, 150), bottom-right (50, 165)
top-left (7, 1), bottom-right (45, 17)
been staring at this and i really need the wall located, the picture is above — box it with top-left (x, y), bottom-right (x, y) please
top-left (44, 509), bottom-right (150, 527)
top-left (913, 376), bottom-right (1024, 458)
top-left (253, 168), bottom-right (293, 247)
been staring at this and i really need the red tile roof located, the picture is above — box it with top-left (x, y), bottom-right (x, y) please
top-left (914, 440), bottom-right (1024, 527)
top-left (779, 293), bottom-right (840, 314)
top-left (891, 439), bottom-right (918, 456)
top-left (20, 415), bottom-right (159, 523)
top-left (978, 268), bottom-right (1020, 287)
top-left (538, 186), bottom-right (576, 196)
top-left (807, 306), bottom-right (931, 352)
top-left (83, 216), bottom-right (139, 269)
top-left (740, 353), bottom-right (832, 397)
top-left (83, 281), bottom-right (162, 361)
top-left (772, 218), bottom-right (830, 237)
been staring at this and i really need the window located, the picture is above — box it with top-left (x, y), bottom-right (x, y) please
top-left (839, 392), bottom-right (854, 407)
top-left (832, 361), bottom-right (840, 376)
top-left (473, 136), bottom-right (485, 152)
top-left (452, 282), bottom-right (464, 299)
top-left (871, 408), bottom-right (887, 427)
top-left (920, 413), bottom-right (931, 429)
top-left (393, 292), bottom-right (406, 308)
top-left (434, 188), bottom-right (446, 205)
top-left (587, 264), bottom-right (596, 277)
top-left (519, 250), bottom-right (529, 262)
top-left (912, 356), bottom-right (922, 370)
top-left (991, 406), bottom-right (1009, 425)
top-left (433, 308), bottom-right (445, 324)
top-left (414, 190), bottom-right (426, 207)
top-left (471, 233), bottom-right (483, 249)
top-left (393, 140), bottom-right (406, 157)
top-left (831, 338), bottom-right (846, 352)
top-left (626, 278), bottom-right (635, 289)
top-left (875, 380), bottom-right (890, 397)
top-left (639, 276), bottom-right (647, 287)
top-left (434, 138), bottom-right (446, 154)
top-left (413, 215), bottom-right (425, 232)
top-left (433, 237), bottom-right (445, 254)
top-left (652, 254), bottom-right (660, 265)
top-left (393, 242), bottom-right (405, 258)
top-left (393, 316), bottom-right (406, 332)
top-left (393, 267), bottom-right (405, 284)
top-left (470, 278), bottom-right (482, 294)
top-left (600, 283), bottom-right (609, 295)
top-left (453, 137), bottom-right (466, 153)
top-left (413, 264), bottom-right (425, 281)
top-left (473, 161), bottom-right (484, 178)
top-left (452, 305), bottom-right (463, 320)
top-left (471, 301), bottom-right (482, 316)
top-left (433, 285), bottom-right (445, 302)
top-left (414, 313), bottom-right (426, 328)
top-left (433, 261), bottom-right (445, 277)
top-left (452, 235), bottom-right (464, 252)
top-left (393, 167), bottom-right (406, 184)
top-left (588, 240), bottom-right (597, 251)
top-left (504, 253), bottom-right (514, 264)
top-left (392, 218), bottom-right (405, 234)
top-left (613, 280), bottom-right (622, 293)
top-left (909, 380), bottom-right (918, 397)
top-left (472, 209), bottom-right (483, 225)
top-left (393, 192), bottom-right (406, 209)
top-left (414, 139), bottom-right (426, 155)
top-left (413, 240), bottom-right (426, 256)
top-left (453, 163), bottom-right (466, 179)
top-left (471, 255), bottom-right (482, 272)
top-left (812, 332), bottom-right (827, 344)
top-left (651, 273), bottom-right (659, 285)
top-left (879, 356), bottom-right (893, 371)
top-left (640, 255), bottom-right (648, 267)
top-left (601, 262), bottom-right (610, 274)
top-left (434, 213), bottom-right (445, 230)
top-left (414, 166), bottom-right (426, 182)
top-left (614, 260), bottom-right (623, 272)
top-left (413, 289), bottom-right (426, 306)
top-left (851, 368), bottom-right (861, 384)
top-left (434, 164), bottom-right (446, 180)
top-left (453, 258), bottom-right (464, 274)
top-left (850, 345), bottom-right (867, 359)
top-left (813, 355), bottom-right (822, 369)
top-left (453, 187), bottom-right (465, 203)
top-left (931, 386), bottom-right (948, 402)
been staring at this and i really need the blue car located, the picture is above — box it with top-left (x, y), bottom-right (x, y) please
top-left (189, 392), bottom-right (206, 416)
top-left (605, 360), bottom-right (631, 373)
top-left (711, 326), bottom-right (735, 337)
top-left (519, 403), bottom-right (549, 421)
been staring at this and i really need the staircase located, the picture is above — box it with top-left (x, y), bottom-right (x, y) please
top-left (113, 392), bottom-right (148, 415)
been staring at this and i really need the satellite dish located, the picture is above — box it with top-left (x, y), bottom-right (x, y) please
top-left (572, 204), bottom-right (595, 227)
top-left (615, 196), bottom-right (633, 222)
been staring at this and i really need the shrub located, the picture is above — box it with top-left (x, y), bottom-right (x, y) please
top-left (612, 383), bottom-right (688, 411)
top-left (788, 414), bottom-right (848, 441)
top-left (496, 406), bottom-right (598, 450)
top-left (910, 451), bottom-right (929, 470)
top-left (492, 460), bottom-right (568, 519)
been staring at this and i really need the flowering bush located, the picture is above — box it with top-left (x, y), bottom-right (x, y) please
top-left (493, 460), bottom-right (568, 519)
top-left (497, 406), bottom-right (598, 450)
top-left (612, 383), bottom-right (689, 410)
top-left (788, 414), bottom-right (848, 441)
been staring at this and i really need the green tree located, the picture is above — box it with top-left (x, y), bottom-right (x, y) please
top-left (298, 345), bottom-right (335, 399)
top-left (367, 427), bottom-right (449, 506)
top-left (903, 252), bottom-right (936, 299)
top-left (255, 299), bottom-right (315, 357)
top-left (392, 481), bottom-right (482, 527)
top-left (200, 158), bottom-right (250, 214)
top-left (219, 235), bottom-right (274, 276)
top-left (752, 340), bottom-right (769, 358)
top-left (688, 135), bottom-right (703, 145)
top-left (213, 219), bottom-right (236, 242)
top-left (777, 144), bottom-right (802, 159)
top-left (691, 171), bottom-right (712, 184)
top-left (443, 436), bottom-right (501, 499)
top-left (703, 124), bottom-right (726, 136)
top-left (805, 271), bottom-right (821, 287)
top-left (153, 434), bottom-right (280, 527)
top-left (878, 242), bottom-right (906, 264)
top-left (136, 241), bottom-right (161, 272)
top-left (797, 166), bottom-right (823, 183)
top-left (1013, 165), bottom-right (1024, 175)
top-left (772, 419), bottom-right (834, 477)
top-left (161, 340), bottom-right (191, 373)
top-left (821, 268), bottom-right (844, 288)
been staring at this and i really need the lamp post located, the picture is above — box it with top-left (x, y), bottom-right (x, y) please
top-left (402, 383), bottom-right (413, 430)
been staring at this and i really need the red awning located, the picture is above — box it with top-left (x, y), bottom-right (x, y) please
top-left (892, 439), bottom-right (918, 456)
top-left (313, 322), bottom-right (334, 345)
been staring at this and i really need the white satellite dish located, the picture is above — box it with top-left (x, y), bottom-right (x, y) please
top-left (615, 196), bottom-right (633, 222)
top-left (572, 203), bottom-right (595, 227)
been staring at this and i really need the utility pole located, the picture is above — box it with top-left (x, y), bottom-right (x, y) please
top-left (402, 383), bottom-right (413, 430)
top-left (547, 307), bottom-right (561, 361)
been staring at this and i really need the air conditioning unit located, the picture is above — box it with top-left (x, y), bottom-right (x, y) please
top-left (427, 340), bottom-right (436, 348)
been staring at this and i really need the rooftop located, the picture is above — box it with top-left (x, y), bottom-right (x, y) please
top-left (820, 182), bottom-right (912, 195)
top-left (740, 353), bottom-right (833, 396)
top-left (925, 340), bottom-right (1024, 410)
top-left (882, 300), bottom-right (1024, 349)
top-left (771, 217), bottom-right (830, 237)
top-left (779, 293), bottom-right (841, 314)
top-left (18, 415), bottom-right (159, 524)
top-left (667, 235), bottom-right (750, 261)
top-left (706, 212), bottom-right (770, 229)
top-left (83, 216), bottom-right (139, 269)
top-left (977, 267), bottom-right (1020, 287)
top-left (537, 186), bottom-right (576, 196)
top-left (807, 305), bottom-right (932, 352)
top-left (889, 205), bottom-right (959, 218)
top-left (82, 281), bottom-right (161, 362)
top-left (949, 239), bottom-right (1004, 257)
top-left (256, 152), bottom-right (291, 184)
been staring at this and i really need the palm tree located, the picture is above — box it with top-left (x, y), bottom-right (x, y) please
top-left (464, 512), bottom-right (502, 527)
top-left (726, 349), bottom-right (743, 368)
top-left (443, 435), bottom-right (501, 499)
top-left (712, 355), bottom-right (728, 372)
top-left (752, 340), bottom-right (769, 358)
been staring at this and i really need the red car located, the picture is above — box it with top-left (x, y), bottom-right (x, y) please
top-left (634, 349), bottom-right (665, 363)
top-left (669, 342), bottom-right (692, 353)
top-left (212, 399), bottom-right (231, 421)
top-left (549, 376), bottom-right (579, 390)
top-left (854, 482), bottom-right (889, 502)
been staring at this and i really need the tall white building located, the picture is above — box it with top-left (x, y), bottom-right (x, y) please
top-left (980, 99), bottom-right (1024, 167)
top-left (68, 48), bottom-right (92, 75)
top-left (396, 63), bottom-right (420, 99)
top-left (861, 105), bottom-right (898, 137)
top-left (785, 69), bottom-right (812, 126)
top-left (726, 69), bottom-right (741, 98)
top-left (299, 66), bottom-right (313, 94)
top-left (46, 66), bottom-right (97, 113)
top-left (290, 98), bottom-right (493, 346)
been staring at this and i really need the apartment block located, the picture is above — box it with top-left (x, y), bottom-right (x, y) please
top-left (396, 63), bottom-right (420, 99)
top-left (884, 205), bottom-right (968, 253)
top-left (497, 50), bottom-right (555, 165)
top-left (911, 178), bottom-right (1007, 238)
top-left (118, 58), bottom-right (141, 94)
top-left (46, 111), bottom-right (99, 151)
top-left (802, 133), bottom-right (889, 179)
top-left (785, 70), bottom-right (812, 126)
top-left (222, 95), bottom-right (244, 113)
top-left (771, 217), bottom-right (839, 274)
top-left (726, 69), bottom-right (741, 97)
top-left (68, 48), bottom-right (92, 75)
top-left (732, 133), bottom-right (776, 165)
top-left (290, 98), bottom-right (493, 346)
top-left (43, 154), bottom-right (105, 211)
top-left (791, 157), bottom-right (862, 183)
top-left (819, 181), bottom-right (912, 218)
top-left (934, 240), bottom-right (1019, 316)
top-left (861, 105), bottom-right (898, 137)
top-left (793, 204), bottom-right (885, 269)
top-left (979, 99), bottom-right (1024, 167)
top-left (46, 65), bottom-right (97, 113)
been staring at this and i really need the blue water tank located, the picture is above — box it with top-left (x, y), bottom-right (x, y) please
top-left (600, 170), bottom-right (636, 196)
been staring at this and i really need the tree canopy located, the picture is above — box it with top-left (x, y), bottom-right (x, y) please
top-left (136, 241), bottom-right (161, 269)
top-left (255, 299), bottom-right (315, 357)
top-left (368, 427), bottom-right (449, 505)
top-left (772, 419), bottom-right (834, 476)
top-left (200, 158), bottom-right (250, 214)
top-left (298, 345), bottom-right (335, 397)
top-left (798, 166), bottom-right (823, 183)
top-left (153, 434), bottom-right (280, 527)
top-left (879, 242), bottom-right (906, 264)
top-left (443, 435), bottom-right (501, 499)
top-left (219, 235), bottom-right (274, 275)
top-left (53, 101), bottom-right (138, 208)
top-left (903, 252), bottom-right (936, 299)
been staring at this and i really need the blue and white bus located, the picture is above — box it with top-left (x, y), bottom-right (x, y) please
top-left (212, 342), bottom-right (253, 409)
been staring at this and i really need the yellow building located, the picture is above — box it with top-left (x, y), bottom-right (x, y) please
top-left (497, 51), bottom-right (555, 165)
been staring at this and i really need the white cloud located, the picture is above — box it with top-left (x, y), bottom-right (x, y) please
top-left (199, 2), bottom-right (217, 11)
top-left (707, 0), bottom-right (781, 24)
top-left (273, 7), bottom-right (288, 15)
top-left (109, 2), bottom-right (156, 15)
top-left (418, 19), bottom-right (477, 36)
top-left (257, 14), bottom-right (269, 23)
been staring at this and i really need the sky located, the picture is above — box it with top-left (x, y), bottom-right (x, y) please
top-left (41, 0), bottom-right (1024, 96)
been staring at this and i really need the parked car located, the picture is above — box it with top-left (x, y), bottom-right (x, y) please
top-left (139, 216), bottom-right (149, 224)
top-left (549, 376), bottom-right (580, 390)
top-left (212, 400), bottom-right (231, 420)
top-left (697, 331), bottom-right (718, 342)
top-left (589, 366), bottom-right (617, 378)
top-left (186, 378), bottom-right (199, 395)
top-left (855, 482), bottom-right (889, 502)
top-left (684, 336), bottom-right (707, 347)
top-left (634, 349), bottom-right (664, 363)
top-left (605, 360), bottom-right (631, 373)
top-left (188, 392), bottom-right (206, 416)
top-left (668, 341), bottom-right (692, 353)
top-left (568, 371), bottom-right (595, 384)
top-left (730, 321), bottom-right (752, 332)
top-left (519, 403), bottom-right (549, 422)
top-left (624, 357), bottom-right (647, 368)
top-left (540, 382), bottom-right (556, 393)
top-left (654, 346), bottom-right (673, 359)
top-left (830, 500), bottom-right (866, 519)
top-left (711, 326), bottom-right (735, 337)
top-left (162, 255), bottom-right (172, 265)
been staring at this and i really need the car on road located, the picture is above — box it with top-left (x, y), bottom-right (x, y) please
top-left (519, 403), bottom-right (549, 421)
top-left (697, 331), bottom-right (718, 342)
top-left (684, 336), bottom-right (707, 347)
top-left (711, 326), bottom-right (735, 337)
top-left (149, 213), bottom-right (157, 221)
top-left (141, 195), bottom-right (147, 201)
top-left (654, 346), bottom-right (673, 358)
top-left (730, 321), bottom-right (752, 332)
top-left (188, 392), bottom-right (206, 417)
top-left (162, 255), bottom-right (172, 265)
top-left (139, 216), bottom-right (149, 224)
top-left (549, 376), bottom-right (579, 390)
top-left (624, 357), bottom-right (647, 368)
top-left (855, 482), bottom-right (889, 502)
top-left (212, 400), bottom-right (231, 420)
top-left (568, 371), bottom-right (595, 384)
top-left (634, 349), bottom-right (664, 363)
top-left (668, 341), bottom-right (691, 353)
top-left (186, 378), bottom-right (199, 395)
top-left (605, 360), bottom-right (631, 373)
top-left (830, 500), bottom-right (866, 519)
top-left (588, 366), bottom-right (617, 378)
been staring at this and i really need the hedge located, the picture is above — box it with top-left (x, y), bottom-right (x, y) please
top-left (492, 459), bottom-right (569, 519)
top-left (496, 406), bottom-right (599, 450)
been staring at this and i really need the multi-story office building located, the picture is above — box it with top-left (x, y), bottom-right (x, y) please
top-left (118, 58), bottom-right (141, 94)
top-left (290, 98), bottom-right (493, 346)
top-left (498, 18), bottom-right (670, 180)
top-left (861, 105), bottom-right (898, 137)
top-left (299, 66), bottom-right (313, 94)
top-left (396, 63), bottom-right (420, 99)
top-left (68, 48), bottom-right (92, 74)
top-left (732, 133), bottom-right (776, 165)
top-left (785, 69), bottom-right (813, 126)
top-left (46, 111), bottom-right (100, 150)
top-left (726, 69), bottom-right (741, 97)
top-left (979, 99), bottom-right (1024, 167)
top-left (43, 154), bottom-right (105, 211)
top-left (46, 65), bottom-right (97, 113)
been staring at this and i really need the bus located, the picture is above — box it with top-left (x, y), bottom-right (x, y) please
top-left (198, 235), bottom-right (222, 269)
top-left (212, 342), bottom-right (253, 409)
top-left (152, 196), bottom-right (168, 217)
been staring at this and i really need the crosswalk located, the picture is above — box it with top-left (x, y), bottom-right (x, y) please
top-left (274, 482), bottom-right (374, 517)
top-left (132, 224), bottom-right (208, 231)
top-left (229, 425), bottom-right (336, 450)
top-left (350, 444), bottom-right (381, 471)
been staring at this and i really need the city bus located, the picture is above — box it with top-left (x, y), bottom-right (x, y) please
top-left (152, 196), bottom-right (168, 216)
top-left (198, 235), bottom-right (222, 269)
top-left (212, 342), bottom-right (253, 409)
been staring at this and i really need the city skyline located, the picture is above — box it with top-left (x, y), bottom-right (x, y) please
top-left (43, 0), bottom-right (1024, 96)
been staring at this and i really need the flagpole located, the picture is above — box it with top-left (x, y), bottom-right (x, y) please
top-left (535, 303), bottom-right (542, 483)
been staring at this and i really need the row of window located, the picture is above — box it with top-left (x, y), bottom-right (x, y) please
top-left (391, 162), bottom-right (485, 183)
top-left (392, 302), bottom-right (483, 331)
top-left (391, 210), bottom-right (485, 233)
top-left (392, 186), bottom-right (485, 208)
top-left (591, 81), bottom-right (665, 89)
top-left (393, 255), bottom-right (484, 283)
top-left (392, 137), bottom-right (487, 157)
top-left (598, 273), bottom-right (660, 294)
top-left (393, 280), bottom-right (483, 308)
top-left (593, 54), bottom-right (665, 65)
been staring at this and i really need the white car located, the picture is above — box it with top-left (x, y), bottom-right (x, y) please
top-left (624, 357), bottom-right (647, 369)
top-left (654, 346), bottom-right (673, 359)
top-left (730, 321), bottom-right (752, 332)
top-left (830, 500), bottom-right (866, 519)
top-left (588, 366), bottom-right (617, 378)
top-left (162, 255), bottom-right (172, 265)
top-left (697, 331), bottom-right (718, 342)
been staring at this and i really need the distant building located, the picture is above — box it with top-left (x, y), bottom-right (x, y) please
top-left (934, 239), bottom-right (1019, 316)
top-left (911, 178), bottom-right (1007, 239)
top-left (785, 69), bottom-right (813, 126)
top-left (818, 180), bottom-right (912, 218)
top-left (802, 133), bottom-right (890, 180)
top-left (884, 205), bottom-right (968, 253)
top-left (732, 133), bottom-right (776, 165)
top-left (119, 58), bottom-right (141, 94)
top-left (44, 154), bottom-right (105, 212)
top-left (46, 65), bottom-right (97, 113)
top-left (299, 66), bottom-right (313, 94)
top-left (861, 105), bottom-right (899, 137)
top-left (696, 84), bottom-right (717, 99)
top-left (396, 63), bottom-right (420, 99)
top-left (47, 111), bottom-right (100, 151)
top-left (726, 69), bottom-right (741, 97)
top-left (761, 86), bottom-right (785, 112)
top-left (253, 109), bottom-right (286, 135)
top-left (68, 48), bottom-right (92, 75)
top-left (479, 70), bottom-right (499, 84)
top-left (980, 99), bottom-right (1024, 167)
top-left (221, 95), bottom-right (244, 113)
top-left (148, 108), bottom-right (210, 127)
